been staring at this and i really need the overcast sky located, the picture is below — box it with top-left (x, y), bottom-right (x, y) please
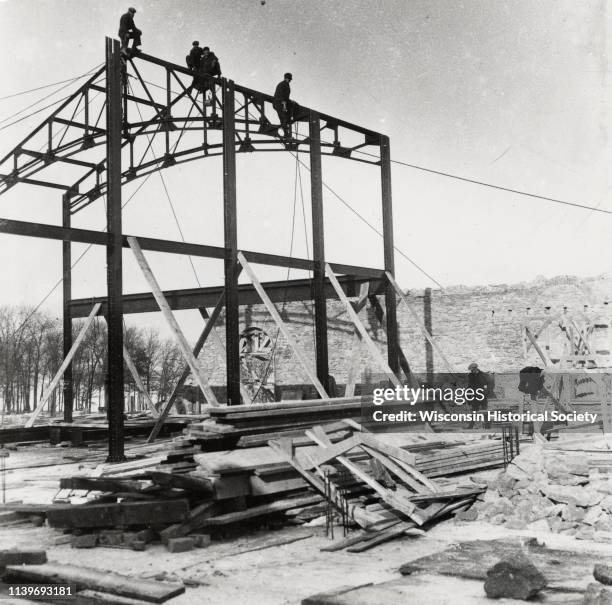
top-left (0, 0), bottom-right (609, 335)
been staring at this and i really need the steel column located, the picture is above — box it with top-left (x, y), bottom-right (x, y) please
top-left (105, 37), bottom-right (125, 461)
top-left (309, 111), bottom-right (330, 394)
top-left (380, 135), bottom-right (399, 375)
top-left (222, 79), bottom-right (241, 405)
top-left (62, 193), bottom-right (73, 422)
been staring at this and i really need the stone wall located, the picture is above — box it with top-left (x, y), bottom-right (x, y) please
top-left (197, 274), bottom-right (612, 388)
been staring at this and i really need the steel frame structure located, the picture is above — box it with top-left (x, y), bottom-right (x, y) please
top-left (0, 39), bottom-right (399, 461)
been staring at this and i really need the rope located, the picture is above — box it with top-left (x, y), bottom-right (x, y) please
top-left (352, 149), bottom-right (612, 216)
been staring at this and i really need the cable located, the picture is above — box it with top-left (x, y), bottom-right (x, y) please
top-left (353, 149), bottom-right (612, 216)
top-left (290, 152), bottom-right (446, 289)
top-left (0, 64), bottom-right (104, 129)
top-left (0, 71), bottom-right (102, 102)
top-left (127, 81), bottom-right (202, 287)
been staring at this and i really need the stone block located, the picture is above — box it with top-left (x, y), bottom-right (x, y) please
top-left (484, 554), bottom-right (547, 600)
top-left (582, 582), bottom-right (612, 605)
top-left (192, 534), bottom-right (212, 548)
top-left (166, 537), bottom-right (195, 553)
top-left (594, 564), bottom-right (612, 586)
top-left (71, 533), bottom-right (97, 549)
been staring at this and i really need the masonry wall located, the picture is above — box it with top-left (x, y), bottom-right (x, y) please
top-left (197, 275), bottom-right (612, 389)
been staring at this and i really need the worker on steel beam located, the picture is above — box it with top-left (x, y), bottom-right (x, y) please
top-left (193, 47), bottom-right (222, 102)
top-left (186, 41), bottom-right (204, 71)
top-left (273, 72), bottom-right (295, 140)
top-left (119, 7), bottom-right (142, 56)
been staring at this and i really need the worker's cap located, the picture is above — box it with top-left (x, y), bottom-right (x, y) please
top-left (284, 72), bottom-right (293, 80)
top-left (128, 7), bottom-right (137, 13)
top-left (202, 46), bottom-right (210, 51)
top-left (468, 362), bottom-right (478, 370)
top-left (192, 40), bottom-right (199, 46)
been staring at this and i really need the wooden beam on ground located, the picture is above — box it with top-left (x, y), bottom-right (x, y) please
top-left (26, 303), bottom-right (102, 427)
top-left (238, 251), bottom-right (328, 399)
top-left (46, 500), bottom-right (189, 529)
top-left (325, 264), bottom-right (400, 387)
top-left (123, 344), bottom-right (159, 417)
top-left (385, 271), bottom-right (457, 376)
top-left (4, 563), bottom-right (184, 603)
top-left (345, 283), bottom-right (370, 397)
top-left (127, 236), bottom-right (218, 406)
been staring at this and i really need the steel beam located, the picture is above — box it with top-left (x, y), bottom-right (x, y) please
top-left (105, 37), bottom-right (125, 462)
top-left (309, 111), bottom-right (330, 394)
top-left (69, 275), bottom-right (376, 317)
top-left (222, 79), bottom-right (241, 406)
top-left (62, 193), bottom-right (73, 422)
top-left (0, 218), bottom-right (385, 279)
top-left (380, 135), bottom-right (399, 376)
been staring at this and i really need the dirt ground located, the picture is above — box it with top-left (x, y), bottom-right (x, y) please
top-left (0, 443), bottom-right (607, 605)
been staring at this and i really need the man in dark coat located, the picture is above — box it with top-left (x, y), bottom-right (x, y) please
top-left (467, 362), bottom-right (491, 428)
top-left (186, 41), bottom-right (203, 71)
top-left (119, 7), bottom-right (142, 54)
top-left (193, 47), bottom-right (221, 97)
top-left (273, 72), bottom-right (294, 139)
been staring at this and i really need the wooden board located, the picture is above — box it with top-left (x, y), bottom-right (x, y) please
top-left (46, 500), bottom-right (189, 529)
top-left (399, 538), bottom-right (598, 593)
top-left (4, 563), bottom-right (185, 603)
top-left (199, 494), bottom-right (323, 526)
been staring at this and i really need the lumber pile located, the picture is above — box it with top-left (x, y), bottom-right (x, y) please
top-left (184, 396), bottom-right (367, 448)
top-left (19, 417), bottom-right (511, 555)
top-left (467, 441), bottom-right (612, 540)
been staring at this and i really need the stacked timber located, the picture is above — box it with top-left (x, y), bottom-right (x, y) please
top-left (10, 419), bottom-right (510, 555)
top-left (184, 396), bottom-right (367, 448)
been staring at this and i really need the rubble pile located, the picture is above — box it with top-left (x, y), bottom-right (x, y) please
top-left (471, 445), bottom-right (612, 541)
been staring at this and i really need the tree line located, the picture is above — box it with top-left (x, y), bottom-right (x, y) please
top-left (0, 306), bottom-right (185, 416)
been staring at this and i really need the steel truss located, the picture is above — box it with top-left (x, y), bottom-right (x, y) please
top-left (0, 39), bottom-right (399, 461)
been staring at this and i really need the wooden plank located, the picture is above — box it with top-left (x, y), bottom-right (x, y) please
top-left (46, 500), bottom-right (190, 529)
top-left (347, 522), bottom-right (414, 552)
top-left (237, 251), bottom-right (328, 398)
top-left (359, 444), bottom-right (430, 494)
top-left (209, 396), bottom-right (367, 415)
top-left (147, 472), bottom-right (213, 494)
top-left (75, 590), bottom-right (153, 605)
top-left (293, 435), bottom-right (361, 469)
top-left (123, 344), bottom-right (159, 417)
top-left (358, 434), bottom-right (417, 467)
top-left (26, 303), bottom-right (102, 427)
top-left (385, 271), bottom-right (457, 376)
top-left (305, 426), bottom-right (423, 524)
top-left (158, 502), bottom-right (217, 544)
top-left (345, 283), bottom-right (370, 397)
top-left (200, 494), bottom-right (323, 526)
top-left (325, 264), bottom-right (400, 386)
top-left (58, 477), bottom-right (146, 493)
top-left (148, 296), bottom-right (226, 441)
top-left (525, 326), bottom-right (552, 367)
top-left (4, 563), bottom-right (184, 603)
top-left (127, 236), bottom-right (218, 405)
top-left (267, 440), bottom-right (388, 530)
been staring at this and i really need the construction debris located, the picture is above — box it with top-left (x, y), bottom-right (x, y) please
top-left (469, 442), bottom-right (612, 538)
top-left (483, 554), bottom-right (547, 600)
